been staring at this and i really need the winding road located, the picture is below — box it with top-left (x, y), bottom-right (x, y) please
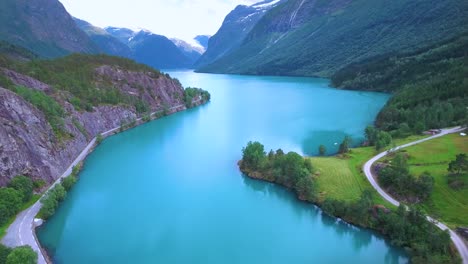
top-left (1, 102), bottom-right (191, 264)
top-left (363, 127), bottom-right (468, 264)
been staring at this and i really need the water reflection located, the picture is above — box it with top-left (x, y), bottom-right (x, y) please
top-left (243, 173), bottom-right (407, 263)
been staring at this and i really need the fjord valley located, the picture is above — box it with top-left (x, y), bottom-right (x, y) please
top-left (0, 0), bottom-right (467, 263)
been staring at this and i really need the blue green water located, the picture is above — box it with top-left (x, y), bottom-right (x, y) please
top-left (38, 71), bottom-right (407, 263)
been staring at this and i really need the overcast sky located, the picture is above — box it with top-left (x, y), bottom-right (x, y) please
top-left (59, 0), bottom-right (259, 42)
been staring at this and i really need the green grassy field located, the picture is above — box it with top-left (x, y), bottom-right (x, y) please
top-left (0, 194), bottom-right (40, 239)
top-left (309, 134), bottom-right (432, 208)
top-left (401, 133), bottom-right (468, 228)
top-left (311, 147), bottom-right (391, 207)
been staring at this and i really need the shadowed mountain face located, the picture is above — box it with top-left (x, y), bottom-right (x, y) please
top-left (194, 0), bottom-right (283, 68)
top-left (128, 31), bottom-right (193, 69)
top-left (104, 27), bottom-right (195, 69)
top-left (0, 0), bottom-right (99, 58)
top-left (197, 0), bottom-right (468, 77)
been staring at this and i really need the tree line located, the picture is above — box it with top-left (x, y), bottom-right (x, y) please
top-left (240, 141), bottom-right (316, 201)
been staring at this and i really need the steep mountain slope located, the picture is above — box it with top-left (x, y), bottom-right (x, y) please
top-left (331, 33), bottom-right (468, 133)
top-left (171, 38), bottom-right (204, 65)
top-left (0, 0), bottom-right (99, 58)
top-left (0, 53), bottom-right (209, 185)
top-left (194, 0), bottom-right (283, 68)
top-left (198, 0), bottom-right (468, 77)
top-left (74, 18), bottom-right (133, 58)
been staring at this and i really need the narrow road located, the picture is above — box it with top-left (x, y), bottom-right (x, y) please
top-left (1, 102), bottom-right (193, 263)
top-left (363, 127), bottom-right (468, 264)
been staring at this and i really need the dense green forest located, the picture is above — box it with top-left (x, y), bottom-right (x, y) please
top-left (332, 33), bottom-right (468, 134)
top-left (240, 141), bottom-right (458, 263)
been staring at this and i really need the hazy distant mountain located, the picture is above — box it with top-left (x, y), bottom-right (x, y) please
top-left (74, 18), bottom-right (132, 58)
top-left (0, 0), bottom-right (99, 58)
top-left (128, 30), bottom-right (192, 69)
top-left (194, 0), bottom-right (282, 68)
top-left (194, 35), bottom-right (210, 50)
top-left (171, 38), bottom-right (205, 65)
top-left (105, 27), bottom-right (136, 44)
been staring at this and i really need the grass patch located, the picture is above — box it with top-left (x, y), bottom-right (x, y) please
top-left (311, 146), bottom-right (393, 207)
top-left (0, 194), bottom-right (40, 239)
top-left (401, 133), bottom-right (468, 228)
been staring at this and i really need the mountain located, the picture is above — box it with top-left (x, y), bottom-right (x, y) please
top-left (171, 38), bottom-right (204, 65)
top-left (74, 18), bottom-right (133, 58)
top-left (128, 30), bottom-right (192, 69)
top-left (0, 52), bottom-right (209, 185)
top-left (0, 0), bottom-right (99, 58)
top-left (194, 0), bottom-right (283, 68)
top-left (197, 0), bottom-right (468, 77)
top-left (105, 27), bottom-right (193, 69)
top-left (331, 33), bottom-right (468, 134)
top-left (105, 27), bottom-right (136, 44)
top-left (194, 35), bottom-right (210, 50)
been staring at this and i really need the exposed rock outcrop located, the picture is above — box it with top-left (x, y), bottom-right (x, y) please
top-left (0, 66), bottom-right (206, 186)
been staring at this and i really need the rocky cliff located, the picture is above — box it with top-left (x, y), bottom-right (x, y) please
top-left (0, 60), bottom-right (207, 186)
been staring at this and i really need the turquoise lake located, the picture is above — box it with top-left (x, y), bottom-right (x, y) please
top-left (38, 71), bottom-right (408, 263)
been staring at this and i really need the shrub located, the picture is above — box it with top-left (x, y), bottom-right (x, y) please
top-left (8, 176), bottom-right (33, 203)
top-left (5, 246), bottom-right (37, 264)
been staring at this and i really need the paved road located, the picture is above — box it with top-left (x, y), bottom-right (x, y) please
top-left (363, 127), bottom-right (468, 264)
top-left (1, 102), bottom-right (191, 263)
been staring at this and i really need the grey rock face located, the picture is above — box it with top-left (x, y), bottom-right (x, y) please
top-left (0, 67), bottom-right (196, 186)
top-left (2, 69), bottom-right (51, 92)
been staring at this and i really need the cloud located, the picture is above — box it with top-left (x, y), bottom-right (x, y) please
top-left (60, 0), bottom-right (260, 41)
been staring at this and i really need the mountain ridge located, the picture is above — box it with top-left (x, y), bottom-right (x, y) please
top-left (197, 0), bottom-right (468, 77)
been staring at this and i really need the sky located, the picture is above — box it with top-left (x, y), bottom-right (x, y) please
top-left (59, 0), bottom-right (259, 42)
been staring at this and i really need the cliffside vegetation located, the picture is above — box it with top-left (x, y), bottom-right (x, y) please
top-left (0, 177), bottom-right (40, 237)
top-left (0, 54), bottom-right (159, 112)
top-left (184, 87), bottom-right (211, 108)
top-left (332, 33), bottom-right (468, 134)
top-left (239, 141), bottom-right (459, 263)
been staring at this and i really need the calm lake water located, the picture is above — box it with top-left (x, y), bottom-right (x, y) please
top-left (38, 71), bottom-right (408, 263)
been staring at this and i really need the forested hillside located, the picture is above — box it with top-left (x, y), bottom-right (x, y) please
top-left (332, 33), bottom-right (468, 134)
top-left (198, 0), bottom-right (468, 78)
